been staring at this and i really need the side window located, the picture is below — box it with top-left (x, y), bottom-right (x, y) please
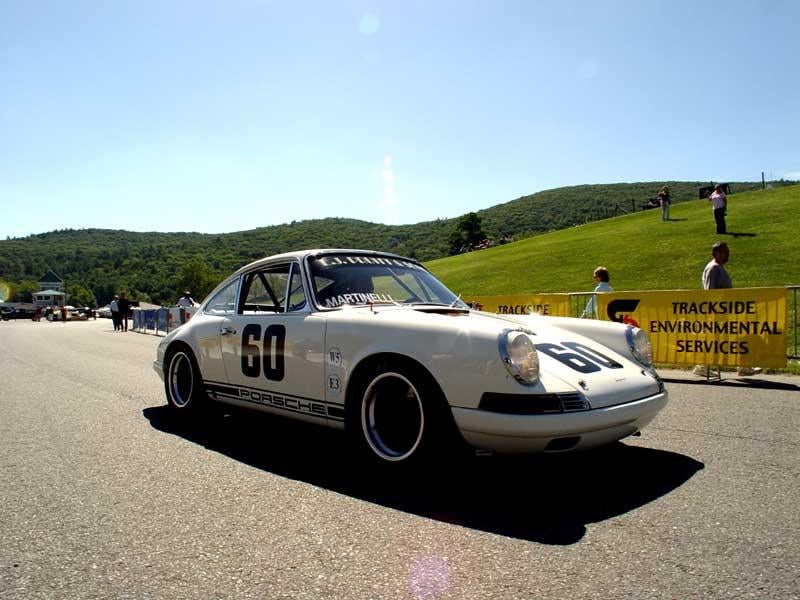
top-left (205, 279), bottom-right (240, 315)
top-left (287, 264), bottom-right (307, 312)
top-left (240, 264), bottom-right (291, 314)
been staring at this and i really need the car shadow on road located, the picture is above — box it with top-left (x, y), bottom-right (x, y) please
top-left (143, 405), bottom-right (703, 546)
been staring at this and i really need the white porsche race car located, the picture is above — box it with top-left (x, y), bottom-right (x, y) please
top-left (153, 249), bottom-right (668, 465)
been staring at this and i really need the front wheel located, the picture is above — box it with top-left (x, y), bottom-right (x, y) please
top-left (164, 346), bottom-right (206, 416)
top-left (349, 361), bottom-right (456, 466)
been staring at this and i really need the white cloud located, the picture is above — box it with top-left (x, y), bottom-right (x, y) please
top-left (782, 171), bottom-right (800, 180)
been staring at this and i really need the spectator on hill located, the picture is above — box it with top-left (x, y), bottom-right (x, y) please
top-left (110, 295), bottom-right (120, 331)
top-left (694, 242), bottom-right (761, 377)
top-left (708, 183), bottom-right (727, 234)
top-left (117, 292), bottom-right (131, 332)
top-left (658, 185), bottom-right (671, 222)
top-left (582, 266), bottom-right (613, 319)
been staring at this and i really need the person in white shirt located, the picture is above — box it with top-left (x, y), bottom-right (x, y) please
top-left (176, 291), bottom-right (195, 308)
top-left (177, 291), bottom-right (196, 325)
top-left (708, 183), bottom-right (727, 234)
top-left (582, 266), bottom-right (613, 318)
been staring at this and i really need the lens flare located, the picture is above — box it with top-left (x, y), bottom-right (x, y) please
top-left (408, 555), bottom-right (449, 599)
top-left (359, 14), bottom-right (380, 36)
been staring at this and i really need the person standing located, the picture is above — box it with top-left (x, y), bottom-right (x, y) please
top-left (708, 183), bottom-right (727, 234)
top-left (176, 290), bottom-right (196, 324)
top-left (177, 290), bottom-right (195, 308)
top-left (694, 242), bottom-right (761, 376)
top-left (117, 292), bottom-right (131, 332)
top-left (582, 267), bottom-right (613, 319)
top-left (110, 295), bottom-right (120, 331)
top-left (701, 241), bottom-right (732, 290)
top-left (658, 185), bottom-right (671, 222)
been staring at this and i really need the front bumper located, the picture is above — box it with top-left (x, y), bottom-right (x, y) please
top-left (451, 390), bottom-right (668, 453)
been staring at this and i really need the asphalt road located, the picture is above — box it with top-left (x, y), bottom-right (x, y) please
top-left (1, 319), bottom-right (798, 600)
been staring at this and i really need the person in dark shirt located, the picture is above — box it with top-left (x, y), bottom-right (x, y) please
top-left (695, 242), bottom-right (761, 377)
top-left (658, 185), bottom-right (671, 222)
top-left (117, 292), bottom-right (131, 332)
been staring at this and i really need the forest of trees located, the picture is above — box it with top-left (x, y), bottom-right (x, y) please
top-left (1, 180), bottom-right (794, 307)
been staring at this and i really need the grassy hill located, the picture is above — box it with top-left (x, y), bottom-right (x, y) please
top-left (0, 180), bottom-right (796, 306)
top-left (427, 185), bottom-right (800, 295)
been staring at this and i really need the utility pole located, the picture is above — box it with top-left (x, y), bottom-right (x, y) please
top-left (762, 171), bottom-right (766, 190)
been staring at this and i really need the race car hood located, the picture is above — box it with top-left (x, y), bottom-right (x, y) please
top-left (325, 305), bottom-right (662, 409)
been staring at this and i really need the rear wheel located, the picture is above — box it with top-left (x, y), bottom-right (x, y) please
top-left (164, 346), bottom-right (206, 416)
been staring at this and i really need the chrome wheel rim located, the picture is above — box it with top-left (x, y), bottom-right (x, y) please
top-left (361, 372), bottom-right (424, 462)
top-left (168, 352), bottom-right (194, 408)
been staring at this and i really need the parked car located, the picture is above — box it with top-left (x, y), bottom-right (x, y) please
top-left (153, 249), bottom-right (668, 466)
top-left (1, 306), bottom-right (38, 320)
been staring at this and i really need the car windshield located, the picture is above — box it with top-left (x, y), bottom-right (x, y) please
top-left (308, 254), bottom-right (465, 309)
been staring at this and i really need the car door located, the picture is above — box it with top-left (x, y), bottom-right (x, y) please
top-left (195, 276), bottom-right (242, 385)
top-left (217, 261), bottom-right (331, 425)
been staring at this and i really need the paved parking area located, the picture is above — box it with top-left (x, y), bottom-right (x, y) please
top-left (1, 319), bottom-right (798, 599)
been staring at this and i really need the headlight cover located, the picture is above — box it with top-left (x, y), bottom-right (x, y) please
top-left (499, 329), bottom-right (540, 385)
top-left (626, 326), bottom-right (653, 367)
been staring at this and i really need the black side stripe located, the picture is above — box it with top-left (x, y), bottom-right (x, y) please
top-left (204, 380), bottom-right (345, 422)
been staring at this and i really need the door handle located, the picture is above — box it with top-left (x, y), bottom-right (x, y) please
top-left (220, 325), bottom-right (236, 335)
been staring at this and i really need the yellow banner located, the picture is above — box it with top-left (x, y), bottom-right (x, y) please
top-left (596, 288), bottom-right (788, 367)
top-left (464, 294), bottom-right (571, 317)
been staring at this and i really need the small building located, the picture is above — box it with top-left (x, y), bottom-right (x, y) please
top-left (33, 289), bottom-right (66, 307)
top-left (34, 271), bottom-right (67, 307)
top-left (38, 270), bottom-right (64, 292)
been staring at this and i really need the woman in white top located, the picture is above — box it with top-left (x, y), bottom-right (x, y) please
top-left (582, 266), bottom-right (613, 318)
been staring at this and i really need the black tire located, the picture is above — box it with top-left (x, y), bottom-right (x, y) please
top-left (347, 359), bottom-right (456, 467)
top-left (164, 345), bottom-right (207, 416)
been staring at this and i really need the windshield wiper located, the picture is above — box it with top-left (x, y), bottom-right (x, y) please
top-left (367, 299), bottom-right (401, 306)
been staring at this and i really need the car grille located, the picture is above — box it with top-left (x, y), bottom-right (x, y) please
top-left (479, 392), bottom-right (591, 415)
top-left (559, 392), bottom-right (591, 412)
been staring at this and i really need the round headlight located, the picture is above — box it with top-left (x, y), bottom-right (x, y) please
top-left (499, 330), bottom-right (540, 385)
top-left (626, 327), bottom-right (653, 367)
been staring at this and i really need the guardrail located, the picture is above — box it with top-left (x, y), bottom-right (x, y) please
top-left (131, 307), bottom-right (197, 335)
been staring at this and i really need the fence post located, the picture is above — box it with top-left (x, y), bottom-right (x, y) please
top-left (791, 286), bottom-right (799, 360)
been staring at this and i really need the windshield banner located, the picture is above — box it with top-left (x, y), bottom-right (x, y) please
top-left (596, 288), bottom-right (788, 367)
top-left (464, 294), bottom-right (571, 317)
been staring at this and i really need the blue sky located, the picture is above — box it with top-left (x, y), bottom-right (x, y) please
top-left (1, 0), bottom-right (798, 239)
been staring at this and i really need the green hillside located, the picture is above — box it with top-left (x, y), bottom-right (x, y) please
top-left (427, 185), bottom-right (800, 295)
top-left (0, 180), bottom-right (796, 306)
